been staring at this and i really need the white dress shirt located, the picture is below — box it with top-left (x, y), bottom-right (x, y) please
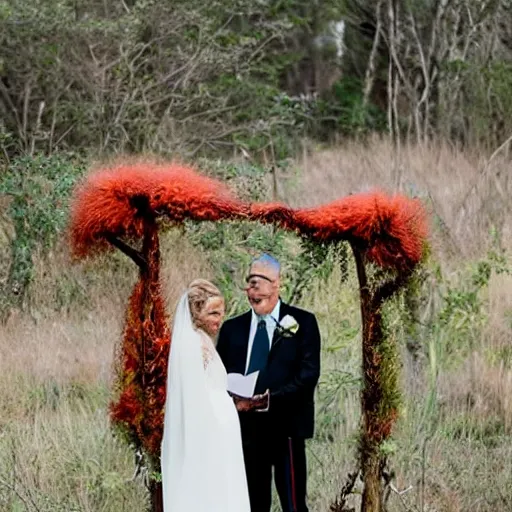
top-left (245, 300), bottom-right (281, 374)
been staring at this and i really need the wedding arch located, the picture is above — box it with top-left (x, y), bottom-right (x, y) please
top-left (69, 161), bottom-right (427, 512)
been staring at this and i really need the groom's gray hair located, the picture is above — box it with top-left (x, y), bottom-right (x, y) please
top-left (251, 253), bottom-right (281, 275)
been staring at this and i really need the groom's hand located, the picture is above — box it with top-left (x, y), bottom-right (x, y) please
top-left (233, 396), bottom-right (254, 412)
top-left (252, 389), bottom-right (269, 412)
top-left (230, 393), bottom-right (257, 412)
top-left (231, 391), bottom-right (269, 412)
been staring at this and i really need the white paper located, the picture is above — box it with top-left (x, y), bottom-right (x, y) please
top-left (227, 371), bottom-right (260, 398)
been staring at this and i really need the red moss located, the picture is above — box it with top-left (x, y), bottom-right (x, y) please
top-left (111, 385), bottom-right (143, 424)
top-left (249, 202), bottom-right (296, 228)
top-left (110, 248), bottom-right (171, 457)
top-left (252, 192), bottom-right (428, 271)
top-left (70, 162), bottom-right (427, 272)
top-left (70, 162), bottom-right (247, 258)
top-left (364, 407), bottom-right (398, 444)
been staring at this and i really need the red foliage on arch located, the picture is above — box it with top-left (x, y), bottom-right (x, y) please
top-left (70, 163), bottom-right (428, 271)
top-left (250, 192), bottom-right (427, 270)
top-left (69, 162), bottom-right (247, 258)
top-left (110, 279), bottom-right (170, 456)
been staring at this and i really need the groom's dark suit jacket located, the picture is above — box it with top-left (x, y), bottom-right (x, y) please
top-left (217, 302), bottom-right (321, 440)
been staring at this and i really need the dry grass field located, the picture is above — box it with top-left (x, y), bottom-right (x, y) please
top-left (1, 139), bottom-right (511, 511)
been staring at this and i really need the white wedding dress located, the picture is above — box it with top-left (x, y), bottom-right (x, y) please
top-left (161, 293), bottom-right (250, 512)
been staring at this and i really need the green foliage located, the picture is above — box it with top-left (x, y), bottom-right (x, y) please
top-left (399, 249), bottom-right (512, 446)
top-left (287, 238), bottom-right (348, 304)
top-left (0, 153), bottom-right (86, 316)
top-left (185, 219), bottom-right (342, 316)
top-left (439, 49), bottom-right (512, 148)
top-left (185, 162), bottom-right (343, 314)
top-left (433, 254), bottom-right (505, 360)
top-left (321, 76), bottom-right (387, 136)
top-left (379, 300), bottom-right (402, 422)
top-left (0, 0), bottom-right (348, 159)
top-left (390, 246), bottom-right (511, 389)
top-left (2, 0), bottom-right (512, 157)
top-left (316, 368), bottom-right (360, 442)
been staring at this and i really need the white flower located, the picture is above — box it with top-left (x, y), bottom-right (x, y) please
top-left (279, 315), bottom-right (299, 336)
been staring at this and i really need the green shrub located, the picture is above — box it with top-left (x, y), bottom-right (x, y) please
top-left (0, 153), bottom-right (87, 316)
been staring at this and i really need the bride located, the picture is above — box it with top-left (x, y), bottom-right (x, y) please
top-left (161, 279), bottom-right (251, 511)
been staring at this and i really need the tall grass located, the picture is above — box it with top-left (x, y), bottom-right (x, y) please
top-left (1, 140), bottom-right (512, 511)
top-left (284, 137), bottom-right (512, 259)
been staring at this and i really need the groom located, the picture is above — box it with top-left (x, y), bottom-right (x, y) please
top-left (217, 254), bottom-right (321, 512)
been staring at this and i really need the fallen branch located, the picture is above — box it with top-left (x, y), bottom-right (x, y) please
top-left (330, 468), bottom-right (360, 512)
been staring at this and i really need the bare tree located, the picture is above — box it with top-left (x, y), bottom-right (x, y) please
top-left (344, 0), bottom-right (512, 148)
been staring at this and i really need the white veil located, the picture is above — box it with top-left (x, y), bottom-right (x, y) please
top-left (161, 292), bottom-right (218, 511)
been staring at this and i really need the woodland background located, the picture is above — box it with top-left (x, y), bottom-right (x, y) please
top-left (1, 0), bottom-right (512, 510)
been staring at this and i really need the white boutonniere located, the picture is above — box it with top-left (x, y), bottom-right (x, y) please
top-left (274, 315), bottom-right (299, 337)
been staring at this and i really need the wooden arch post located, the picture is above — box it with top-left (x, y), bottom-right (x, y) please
top-left (351, 243), bottom-right (412, 512)
top-left (106, 198), bottom-right (166, 512)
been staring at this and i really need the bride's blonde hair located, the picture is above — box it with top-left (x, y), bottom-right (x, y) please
top-left (187, 279), bottom-right (223, 327)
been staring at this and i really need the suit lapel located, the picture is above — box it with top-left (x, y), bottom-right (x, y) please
top-left (270, 301), bottom-right (289, 350)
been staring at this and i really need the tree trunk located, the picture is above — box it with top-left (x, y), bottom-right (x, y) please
top-left (351, 242), bottom-right (412, 512)
top-left (351, 245), bottom-right (383, 512)
top-left (150, 481), bottom-right (163, 512)
top-left (361, 448), bottom-right (381, 511)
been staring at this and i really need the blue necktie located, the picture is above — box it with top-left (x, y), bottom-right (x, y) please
top-left (247, 318), bottom-right (270, 374)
